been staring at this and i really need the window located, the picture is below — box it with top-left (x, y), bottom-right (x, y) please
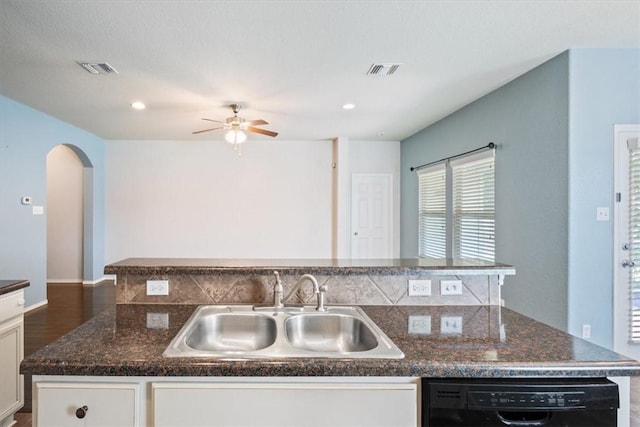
top-left (418, 165), bottom-right (446, 258)
top-left (418, 150), bottom-right (495, 261)
top-left (628, 141), bottom-right (640, 342)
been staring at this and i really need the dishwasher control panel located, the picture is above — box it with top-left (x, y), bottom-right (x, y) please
top-left (468, 391), bottom-right (585, 410)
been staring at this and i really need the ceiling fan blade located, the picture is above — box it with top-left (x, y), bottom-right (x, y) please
top-left (244, 119), bottom-right (268, 126)
top-left (192, 126), bottom-right (223, 134)
top-left (247, 126), bottom-right (278, 137)
top-left (201, 118), bottom-right (225, 124)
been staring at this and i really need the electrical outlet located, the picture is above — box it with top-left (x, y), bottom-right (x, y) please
top-left (440, 316), bottom-right (463, 334)
top-left (582, 324), bottom-right (591, 339)
top-left (408, 315), bottom-right (431, 335)
top-left (146, 312), bottom-right (169, 329)
top-left (146, 280), bottom-right (169, 296)
top-left (408, 279), bottom-right (431, 296)
top-left (440, 280), bottom-right (463, 295)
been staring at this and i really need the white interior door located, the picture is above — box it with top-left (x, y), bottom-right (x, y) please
top-left (614, 124), bottom-right (640, 359)
top-left (351, 174), bottom-right (392, 259)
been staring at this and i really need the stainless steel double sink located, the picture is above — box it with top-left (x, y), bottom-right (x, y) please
top-left (163, 305), bottom-right (404, 359)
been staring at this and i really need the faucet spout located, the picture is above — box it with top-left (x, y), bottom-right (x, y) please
top-left (283, 274), bottom-right (319, 302)
top-left (283, 274), bottom-right (327, 311)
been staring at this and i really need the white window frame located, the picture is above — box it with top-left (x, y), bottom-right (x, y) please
top-left (417, 149), bottom-right (495, 261)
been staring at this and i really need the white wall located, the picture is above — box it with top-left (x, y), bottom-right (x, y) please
top-left (46, 145), bottom-right (84, 281)
top-left (106, 139), bottom-right (334, 261)
top-left (105, 139), bottom-right (401, 263)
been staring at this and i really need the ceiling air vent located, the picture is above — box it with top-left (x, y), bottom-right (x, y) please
top-left (76, 61), bottom-right (119, 74)
top-left (366, 63), bottom-right (401, 76)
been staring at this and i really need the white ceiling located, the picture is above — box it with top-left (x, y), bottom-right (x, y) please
top-left (1, 1), bottom-right (639, 142)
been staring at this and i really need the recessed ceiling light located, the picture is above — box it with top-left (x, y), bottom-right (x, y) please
top-left (131, 101), bottom-right (146, 110)
top-left (342, 103), bottom-right (355, 110)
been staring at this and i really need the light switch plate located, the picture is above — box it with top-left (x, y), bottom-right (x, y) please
top-left (596, 207), bottom-right (609, 221)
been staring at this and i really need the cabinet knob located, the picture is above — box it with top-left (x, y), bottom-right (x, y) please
top-left (75, 405), bottom-right (88, 419)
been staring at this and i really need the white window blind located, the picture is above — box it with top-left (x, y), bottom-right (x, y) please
top-left (628, 142), bottom-right (640, 342)
top-left (418, 165), bottom-right (446, 258)
top-left (416, 148), bottom-right (495, 261)
top-left (451, 153), bottom-right (495, 262)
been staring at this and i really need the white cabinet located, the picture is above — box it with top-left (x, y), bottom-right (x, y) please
top-left (34, 382), bottom-right (140, 427)
top-left (0, 289), bottom-right (24, 427)
top-left (152, 381), bottom-right (418, 427)
top-left (32, 376), bottom-right (419, 427)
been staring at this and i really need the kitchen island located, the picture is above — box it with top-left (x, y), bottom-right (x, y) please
top-left (21, 259), bottom-right (640, 426)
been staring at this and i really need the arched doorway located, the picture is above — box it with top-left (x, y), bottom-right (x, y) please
top-left (46, 144), bottom-right (94, 283)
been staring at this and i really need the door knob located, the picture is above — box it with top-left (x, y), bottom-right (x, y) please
top-left (354, 232), bottom-right (358, 236)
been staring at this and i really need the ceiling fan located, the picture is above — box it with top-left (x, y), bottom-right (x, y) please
top-left (192, 104), bottom-right (278, 152)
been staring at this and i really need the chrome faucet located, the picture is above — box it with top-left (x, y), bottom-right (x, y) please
top-left (270, 271), bottom-right (327, 311)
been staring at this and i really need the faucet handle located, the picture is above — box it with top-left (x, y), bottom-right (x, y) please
top-left (316, 285), bottom-right (328, 312)
top-left (273, 271), bottom-right (284, 308)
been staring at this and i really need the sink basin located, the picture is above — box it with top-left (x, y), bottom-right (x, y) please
top-left (184, 312), bottom-right (277, 352)
top-left (163, 305), bottom-right (403, 359)
top-left (285, 313), bottom-right (378, 353)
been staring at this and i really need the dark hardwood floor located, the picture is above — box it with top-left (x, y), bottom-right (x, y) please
top-left (15, 281), bottom-right (115, 427)
top-left (12, 281), bottom-right (640, 426)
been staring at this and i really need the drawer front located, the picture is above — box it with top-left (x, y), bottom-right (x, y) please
top-left (153, 382), bottom-right (417, 427)
top-left (35, 382), bottom-right (139, 427)
top-left (0, 291), bottom-right (24, 323)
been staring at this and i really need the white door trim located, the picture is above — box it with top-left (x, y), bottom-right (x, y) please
top-left (613, 124), bottom-right (640, 357)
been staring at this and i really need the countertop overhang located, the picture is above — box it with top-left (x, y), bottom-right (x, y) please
top-left (21, 304), bottom-right (640, 378)
top-left (0, 279), bottom-right (29, 295)
top-left (104, 258), bottom-right (516, 276)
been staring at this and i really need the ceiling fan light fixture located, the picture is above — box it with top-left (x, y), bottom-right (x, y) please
top-left (225, 129), bottom-right (247, 144)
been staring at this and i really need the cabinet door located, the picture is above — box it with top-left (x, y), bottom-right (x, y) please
top-left (153, 382), bottom-right (417, 427)
top-left (0, 317), bottom-right (23, 422)
top-left (35, 382), bottom-right (140, 427)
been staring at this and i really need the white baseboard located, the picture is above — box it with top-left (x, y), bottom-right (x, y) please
top-left (83, 276), bottom-right (115, 286)
top-left (25, 299), bottom-right (48, 313)
top-left (47, 279), bottom-right (82, 284)
top-left (46, 277), bottom-right (116, 286)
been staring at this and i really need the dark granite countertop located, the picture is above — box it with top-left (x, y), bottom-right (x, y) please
top-left (104, 258), bottom-right (516, 276)
top-left (21, 304), bottom-right (640, 378)
top-left (0, 279), bottom-right (29, 296)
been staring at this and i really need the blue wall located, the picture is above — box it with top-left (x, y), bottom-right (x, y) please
top-left (401, 52), bottom-right (571, 330)
top-left (0, 96), bottom-right (105, 307)
top-left (401, 49), bottom-right (640, 347)
top-left (567, 49), bottom-right (640, 347)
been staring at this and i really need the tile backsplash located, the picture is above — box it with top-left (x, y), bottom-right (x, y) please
top-left (116, 273), bottom-right (503, 306)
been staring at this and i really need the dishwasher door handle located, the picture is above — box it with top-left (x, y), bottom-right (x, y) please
top-left (496, 411), bottom-right (552, 426)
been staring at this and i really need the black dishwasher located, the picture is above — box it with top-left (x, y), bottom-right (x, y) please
top-left (422, 378), bottom-right (618, 426)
